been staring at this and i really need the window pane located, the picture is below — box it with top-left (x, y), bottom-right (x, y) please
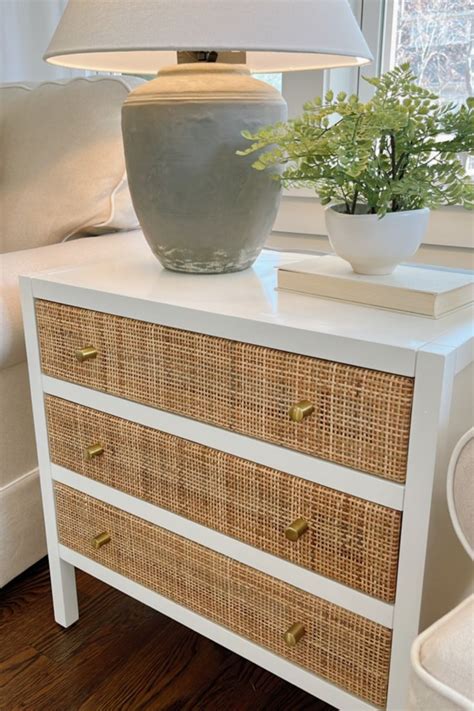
top-left (391, 0), bottom-right (473, 106)
top-left (254, 73), bottom-right (283, 92)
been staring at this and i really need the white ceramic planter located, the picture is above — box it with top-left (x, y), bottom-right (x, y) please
top-left (325, 205), bottom-right (430, 275)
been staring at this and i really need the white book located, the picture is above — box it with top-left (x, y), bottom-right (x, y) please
top-left (277, 255), bottom-right (474, 318)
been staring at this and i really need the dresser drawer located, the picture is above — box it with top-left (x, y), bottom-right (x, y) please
top-left (36, 300), bottom-right (414, 482)
top-left (46, 396), bottom-right (402, 602)
top-left (54, 483), bottom-right (392, 707)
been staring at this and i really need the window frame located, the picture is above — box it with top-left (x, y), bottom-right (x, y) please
top-left (281, 0), bottom-right (386, 115)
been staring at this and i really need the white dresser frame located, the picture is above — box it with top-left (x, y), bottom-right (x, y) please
top-left (20, 250), bottom-right (473, 711)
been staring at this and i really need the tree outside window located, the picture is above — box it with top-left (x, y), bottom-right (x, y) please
top-left (390, 0), bottom-right (473, 173)
top-left (391, 0), bottom-right (472, 105)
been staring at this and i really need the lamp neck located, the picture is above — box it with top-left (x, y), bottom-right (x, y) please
top-left (197, 51), bottom-right (218, 63)
top-left (177, 51), bottom-right (247, 65)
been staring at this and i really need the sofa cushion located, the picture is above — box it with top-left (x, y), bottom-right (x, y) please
top-left (0, 230), bottom-right (143, 370)
top-left (0, 76), bottom-right (145, 254)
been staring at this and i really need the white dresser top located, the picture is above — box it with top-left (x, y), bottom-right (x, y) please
top-left (26, 231), bottom-right (473, 376)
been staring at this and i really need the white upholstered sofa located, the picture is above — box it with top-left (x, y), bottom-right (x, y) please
top-left (0, 75), bottom-right (145, 587)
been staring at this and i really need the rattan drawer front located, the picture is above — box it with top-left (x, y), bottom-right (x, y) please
top-left (54, 483), bottom-right (392, 707)
top-left (36, 300), bottom-right (414, 482)
top-left (46, 396), bottom-right (402, 602)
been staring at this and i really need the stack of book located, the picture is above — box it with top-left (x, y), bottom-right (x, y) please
top-left (277, 256), bottom-right (474, 319)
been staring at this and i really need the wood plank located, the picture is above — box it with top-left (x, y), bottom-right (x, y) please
top-left (0, 559), bottom-right (333, 710)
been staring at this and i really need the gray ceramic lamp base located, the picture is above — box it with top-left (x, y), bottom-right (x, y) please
top-left (122, 64), bottom-right (287, 274)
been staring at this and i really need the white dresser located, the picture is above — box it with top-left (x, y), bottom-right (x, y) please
top-left (20, 238), bottom-right (473, 710)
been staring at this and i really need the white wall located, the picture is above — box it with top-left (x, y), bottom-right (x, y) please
top-left (0, 0), bottom-right (85, 83)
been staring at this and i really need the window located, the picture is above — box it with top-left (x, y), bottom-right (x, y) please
top-left (283, 1), bottom-right (472, 112)
top-left (254, 73), bottom-right (282, 93)
top-left (273, 0), bottom-right (472, 260)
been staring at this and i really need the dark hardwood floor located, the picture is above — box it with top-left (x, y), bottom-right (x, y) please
top-left (1, 559), bottom-right (335, 711)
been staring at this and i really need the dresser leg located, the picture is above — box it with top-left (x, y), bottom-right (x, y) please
top-left (19, 281), bottom-right (80, 629)
top-left (49, 556), bottom-right (79, 628)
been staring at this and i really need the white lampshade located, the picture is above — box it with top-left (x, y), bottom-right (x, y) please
top-left (44, 0), bottom-right (372, 74)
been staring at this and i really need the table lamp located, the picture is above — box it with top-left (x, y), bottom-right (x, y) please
top-left (45, 0), bottom-right (372, 274)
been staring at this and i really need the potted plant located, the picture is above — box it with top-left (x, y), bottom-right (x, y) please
top-left (239, 64), bottom-right (473, 274)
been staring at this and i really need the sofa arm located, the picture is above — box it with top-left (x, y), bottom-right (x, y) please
top-left (0, 230), bottom-right (143, 370)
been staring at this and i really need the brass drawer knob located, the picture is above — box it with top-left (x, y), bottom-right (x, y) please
top-left (91, 532), bottom-right (111, 550)
top-left (289, 400), bottom-right (314, 423)
top-left (84, 443), bottom-right (104, 461)
top-left (284, 622), bottom-right (306, 647)
top-left (285, 518), bottom-right (309, 542)
top-left (75, 346), bottom-right (98, 363)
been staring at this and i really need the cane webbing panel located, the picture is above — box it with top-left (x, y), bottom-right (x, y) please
top-left (55, 484), bottom-right (392, 707)
top-left (36, 300), bottom-right (414, 482)
top-left (46, 396), bottom-right (402, 601)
